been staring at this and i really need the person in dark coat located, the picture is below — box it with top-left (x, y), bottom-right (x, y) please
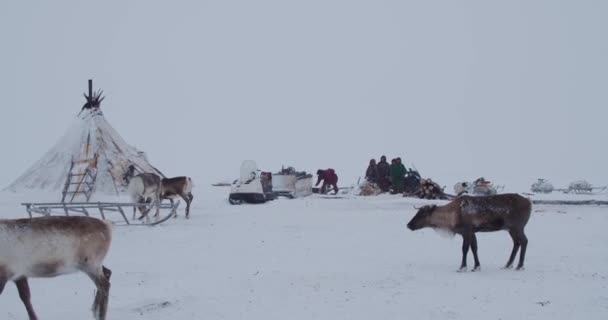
top-left (365, 159), bottom-right (378, 183)
top-left (390, 158), bottom-right (407, 193)
top-left (316, 169), bottom-right (339, 195)
top-left (376, 155), bottom-right (391, 192)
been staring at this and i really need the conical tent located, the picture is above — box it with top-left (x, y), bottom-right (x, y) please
top-left (5, 81), bottom-right (163, 201)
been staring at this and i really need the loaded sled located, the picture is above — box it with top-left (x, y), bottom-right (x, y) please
top-left (228, 161), bottom-right (313, 204)
top-left (454, 177), bottom-right (503, 196)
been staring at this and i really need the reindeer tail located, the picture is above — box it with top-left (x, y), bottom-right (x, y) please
top-left (185, 177), bottom-right (194, 192)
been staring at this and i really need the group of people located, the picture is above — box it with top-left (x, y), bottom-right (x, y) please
top-left (365, 155), bottom-right (415, 194)
top-left (313, 155), bottom-right (416, 196)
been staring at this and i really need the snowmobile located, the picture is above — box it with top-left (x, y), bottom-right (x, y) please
top-left (531, 178), bottom-right (554, 193)
top-left (454, 177), bottom-right (502, 196)
top-left (565, 180), bottom-right (606, 194)
top-left (403, 169), bottom-right (422, 194)
top-left (228, 161), bottom-right (276, 205)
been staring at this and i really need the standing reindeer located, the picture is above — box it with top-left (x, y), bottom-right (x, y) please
top-left (0, 216), bottom-right (113, 320)
top-left (127, 172), bottom-right (162, 221)
top-left (160, 176), bottom-right (194, 219)
top-left (407, 193), bottom-right (532, 271)
top-left (127, 173), bottom-right (195, 221)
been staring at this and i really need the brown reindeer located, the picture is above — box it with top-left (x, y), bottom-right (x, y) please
top-left (0, 216), bottom-right (113, 320)
top-left (160, 176), bottom-right (194, 219)
top-left (407, 193), bottom-right (532, 271)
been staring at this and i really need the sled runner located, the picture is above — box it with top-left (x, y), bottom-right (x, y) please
top-left (21, 200), bottom-right (180, 226)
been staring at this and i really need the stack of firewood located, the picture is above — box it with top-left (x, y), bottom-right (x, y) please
top-left (413, 178), bottom-right (446, 200)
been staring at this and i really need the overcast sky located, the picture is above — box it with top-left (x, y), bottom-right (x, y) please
top-left (1, 0), bottom-right (606, 193)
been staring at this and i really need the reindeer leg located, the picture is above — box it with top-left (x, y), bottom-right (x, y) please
top-left (133, 196), bottom-right (143, 220)
top-left (516, 230), bottom-right (528, 271)
top-left (154, 197), bottom-right (161, 219)
top-left (138, 198), bottom-right (153, 223)
top-left (86, 267), bottom-right (111, 320)
top-left (102, 266), bottom-right (112, 281)
top-left (187, 193), bottom-right (194, 219)
top-left (152, 190), bottom-right (161, 220)
top-left (168, 198), bottom-right (176, 218)
top-left (504, 229), bottom-right (521, 269)
top-left (459, 233), bottom-right (471, 272)
top-left (15, 277), bottom-right (38, 320)
top-left (0, 272), bottom-right (6, 295)
top-left (470, 233), bottom-right (481, 271)
top-left (179, 194), bottom-right (189, 219)
top-left (0, 267), bottom-right (7, 294)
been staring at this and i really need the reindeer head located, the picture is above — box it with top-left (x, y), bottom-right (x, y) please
top-left (407, 204), bottom-right (437, 230)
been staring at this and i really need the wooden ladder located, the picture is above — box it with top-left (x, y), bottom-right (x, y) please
top-left (61, 132), bottom-right (98, 203)
top-left (61, 163), bottom-right (97, 203)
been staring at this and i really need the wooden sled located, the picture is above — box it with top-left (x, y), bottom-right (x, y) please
top-left (21, 201), bottom-right (180, 226)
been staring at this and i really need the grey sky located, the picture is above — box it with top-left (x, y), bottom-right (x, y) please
top-left (1, 0), bottom-right (606, 192)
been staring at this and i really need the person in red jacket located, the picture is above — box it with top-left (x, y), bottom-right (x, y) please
top-left (316, 169), bottom-right (339, 195)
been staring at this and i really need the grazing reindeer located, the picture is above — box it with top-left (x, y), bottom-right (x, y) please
top-left (127, 172), bottom-right (162, 221)
top-left (0, 216), bottom-right (112, 320)
top-left (160, 176), bottom-right (194, 219)
top-left (407, 193), bottom-right (532, 271)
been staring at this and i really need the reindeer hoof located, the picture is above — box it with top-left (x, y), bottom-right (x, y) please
top-left (457, 267), bottom-right (467, 272)
top-left (502, 265), bottom-right (513, 270)
top-left (471, 266), bottom-right (481, 272)
top-left (515, 266), bottom-right (525, 271)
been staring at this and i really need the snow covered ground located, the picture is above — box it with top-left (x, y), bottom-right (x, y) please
top-left (1, 187), bottom-right (607, 319)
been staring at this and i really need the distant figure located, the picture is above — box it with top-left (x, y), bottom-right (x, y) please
top-left (365, 159), bottom-right (378, 183)
top-left (376, 155), bottom-right (391, 192)
top-left (390, 157), bottom-right (407, 193)
top-left (316, 169), bottom-right (339, 195)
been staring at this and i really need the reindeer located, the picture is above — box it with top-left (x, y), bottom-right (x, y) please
top-left (160, 176), bottom-right (194, 219)
top-left (407, 193), bottom-right (532, 271)
top-left (127, 172), bottom-right (162, 222)
top-left (0, 216), bottom-right (112, 320)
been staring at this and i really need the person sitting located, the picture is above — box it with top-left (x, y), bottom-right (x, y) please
top-left (316, 169), bottom-right (339, 195)
top-left (376, 155), bottom-right (390, 192)
top-left (365, 159), bottom-right (378, 183)
top-left (390, 158), bottom-right (407, 193)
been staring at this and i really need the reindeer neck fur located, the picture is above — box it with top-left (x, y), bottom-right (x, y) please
top-left (428, 201), bottom-right (460, 231)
